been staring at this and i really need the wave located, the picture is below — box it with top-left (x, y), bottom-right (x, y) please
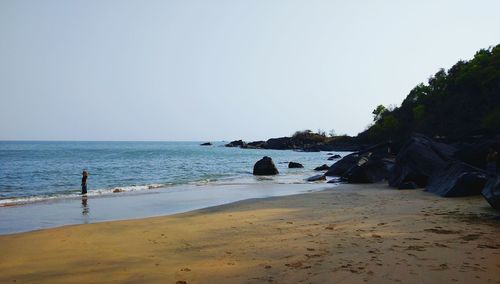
top-left (0, 171), bottom-right (337, 207)
top-left (0, 183), bottom-right (169, 207)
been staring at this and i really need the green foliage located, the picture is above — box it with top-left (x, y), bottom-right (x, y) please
top-left (413, 104), bottom-right (425, 121)
top-left (292, 129), bottom-right (329, 143)
top-left (359, 44), bottom-right (500, 142)
top-left (372, 105), bottom-right (387, 122)
top-left (482, 108), bottom-right (500, 130)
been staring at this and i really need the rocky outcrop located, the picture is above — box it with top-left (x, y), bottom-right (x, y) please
top-left (263, 137), bottom-right (295, 150)
top-left (325, 153), bottom-right (360, 176)
top-left (388, 134), bottom-right (457, 188)
top-left (288, 162), bottom-right (304, 168)
top-left (343, 157), bottom-right (393, 184)
top-left (200, 142), bottom-right (212, 146)
top-left (314, 164), bottom-right (330, 171)
top-left (454, 138), bottom-right (500, 169)
top-left (482, 176), bottom-right (500, 210)
top-left (253, 156), bottom-right (279, 175)
top-left (225, 140), bottom-right (246, 147)
top-left (242, 141), bottom-right (266, 149)
top-left (306, 174), bottom-right (326, 182)
top-left (426, 162), bottom-right (488, 197)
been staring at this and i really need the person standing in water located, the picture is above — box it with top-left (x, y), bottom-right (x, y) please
top-left (81, 170), bottom-right (89, 195)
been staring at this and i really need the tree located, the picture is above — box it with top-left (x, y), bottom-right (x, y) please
top-left (328, 129), bottom-right (336, 137)
top-left (372, 105), bottom-right (387, 122)
top-left (413, 104), bottom-right (425, 121)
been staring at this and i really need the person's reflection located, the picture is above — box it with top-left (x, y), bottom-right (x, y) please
top-left (81, 195), bottom-right (90, 221)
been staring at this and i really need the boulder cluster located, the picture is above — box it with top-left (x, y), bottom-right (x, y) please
top-left (250, 133), bottom-right (499, 210)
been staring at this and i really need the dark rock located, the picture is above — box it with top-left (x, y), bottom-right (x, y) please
top-left (253, 156), bottom-right (279, 175)
top-left (288, 162), bottom-right (304, 168)
top-left (343, 156), bottom-right (393, 184)
top-left (426, 162), bottom-right (488, 197)
top-left (113, 188), bottom-right (124, 193)
top-left (388, 134), bottom-right (457, 188)
top-left (200, 142), bottom-right (212, 146)
top-left (327, 153), bottom-right (334, 155)
top-left (398, 181), bottom-right (418, 189)
top-left (263, 137), bottom-right (294, 150)
top-left (482, 176), bottom-right (500, 210)
top-left (325, 153), bottom-right (360, 176)
top-left (314, 164), bottom-right (330, 171)
top-left (225, 140), bottom-right (246, 147)
top-left (454, 138), bottom-right (500, 169)
top-left (306, 174), bottom-right (326, 182)
top-left (327, 154), bottom-right (341, 160)
top-left (246, 141), bottom-right (265, 148)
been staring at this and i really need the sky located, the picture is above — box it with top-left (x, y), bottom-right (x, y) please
top-left (0, 0), bottom-right (499, 141)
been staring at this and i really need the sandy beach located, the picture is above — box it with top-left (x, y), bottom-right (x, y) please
top-left (0, 183), bottom-right (499, 284)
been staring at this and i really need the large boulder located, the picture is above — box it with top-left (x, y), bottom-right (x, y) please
top-left (482, 176), bottom-right (500, 210)
top-left (454, 138), bottom-right (500, 170)
top-left (426, 162), bottom-right (488, 197)
top-left (225, 140), bottom-right (246, 147)
top-left (288, 162), bottom-right (304, 168)
top-left (388, 134), bottom-right (457, 188)
top-left (343, 157), bottom-right (393, 184)
top-left (325, 153), bottom-right (360, 176)
top-left (253, 156), bottom-right (279, 175)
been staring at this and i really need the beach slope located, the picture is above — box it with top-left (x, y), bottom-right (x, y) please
top-left (0, 184), bottom-right (499, 283)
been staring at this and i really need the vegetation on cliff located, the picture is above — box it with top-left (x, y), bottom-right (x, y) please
top-left (358, 44), bottom-right (500, 143)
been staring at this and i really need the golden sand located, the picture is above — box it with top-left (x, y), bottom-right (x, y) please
top-left (1, 183), bottom-right (499, 283)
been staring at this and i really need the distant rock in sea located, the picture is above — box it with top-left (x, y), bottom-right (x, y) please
top-left (314, 164), bottom-right (330, 171)
top-left (253, 156), bottom-right (279, 175)
top-left (200, 142), bottom-right (212, 146)
top-left (327, 154), bottom-right (341, 160)
top-left (225, 140), bottom-right (246, 147)
top-left (288, 162), bottom-right (304, 168)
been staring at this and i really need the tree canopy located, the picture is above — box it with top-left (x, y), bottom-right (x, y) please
top-left (358, 44), bottom-right (500, 143)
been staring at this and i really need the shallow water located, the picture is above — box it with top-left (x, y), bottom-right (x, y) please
top-left (0, 141), bottom-right (347, 234)
top-left (0, 141), bottom-right (346, 205)
top-left (0, 183), bottom-right (333, 234)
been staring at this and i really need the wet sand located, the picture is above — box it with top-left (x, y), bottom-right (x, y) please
top-left (0, 183), bottom-right (499, 283)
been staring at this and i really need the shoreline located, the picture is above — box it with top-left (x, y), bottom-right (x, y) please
top-left (1, 183), bottom-right (499, 283)
top-left (0, 182), bottom-right (331, 235)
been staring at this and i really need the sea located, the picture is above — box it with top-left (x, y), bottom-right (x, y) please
top-left (0, 141), bottom-right (347, 234)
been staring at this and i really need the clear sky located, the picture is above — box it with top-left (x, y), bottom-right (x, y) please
top-left (0, 0), bottom-right (499, 141)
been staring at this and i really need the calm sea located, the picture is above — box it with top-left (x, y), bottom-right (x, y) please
top-left (0, 141), bottom-right (343, 206)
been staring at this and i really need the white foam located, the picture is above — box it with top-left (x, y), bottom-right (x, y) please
top-left (0, 183), bottom-right (170, 207)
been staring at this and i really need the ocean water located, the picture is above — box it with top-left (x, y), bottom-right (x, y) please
top-left (0, 141), bottom-right (345, 206)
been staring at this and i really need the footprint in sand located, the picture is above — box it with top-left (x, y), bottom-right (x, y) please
top-left (406, 246), bottom-right (426, 252)
top-left (424, 228), bottom-right (460, 234)
top-left (180, 268), bottom-right (191, 272)
top-left (462, 234), bottom-right (481, 241)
